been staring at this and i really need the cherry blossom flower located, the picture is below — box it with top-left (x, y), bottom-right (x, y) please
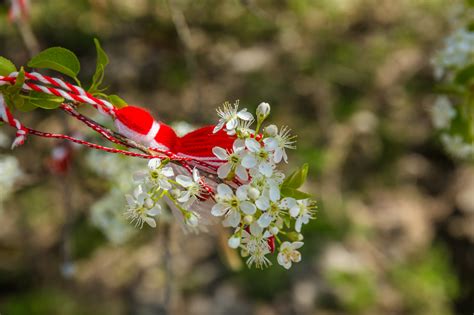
top-left (125, 185), bottom-right (161, 228)
top-left (213, 140), bottom-right (249, 181)
top-left (211, 184), bottom-right (256, 227)
top-left (249, 169), bottom-right (285, 202)
top-left (289, 199), bottom-right (317, 232)
top-left (133, 158), bottom-right (174, 191)
top-left (176, 168), bottom-right (203, 203)
top-left (263, 125), bottom-right (296, 163)
top-left (242, 138), bottom-right (274, 177)
top-left (255, 196), bottom-right (296, 228)
top-left (213, 101), bottom-right (254, 135)
top-left (241, 223), bottom-right (272, 268)
top-left (277, 241), bottom-right (303, 269)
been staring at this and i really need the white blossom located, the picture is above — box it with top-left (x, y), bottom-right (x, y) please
top-left (213, 140), bottom-right (249, 181)
top-left (176, 168), bottom-right (203, 203)
top-left (263, 126), bottom-right (296, 163)
top-left (277, 241), bottom-right (303, 269)
top-left (125, 185), bottom-right (161, 228)
top-left (250, 169), bottom-right (285, 202)
top-left (242, 138), bottom-right (275, 177)
top-left (133, 158), bottom-right (174, 191)
top-left (228, 233), bottom-right (242, 249)
top-left (289, 199), bottom-right (316, 232)
top-left (213, 101), bottom-right (254, 135)
top-left (211, 184), bottom-right (256, 227)
top-left (432, 96), bottom-right (456, 129)
top-left (241, 223), bottom-right (272, 268)
top-left (255, 196), bottom-right (296, 228)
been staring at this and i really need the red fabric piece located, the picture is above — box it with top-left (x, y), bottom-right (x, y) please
top-left (115, 105), bottom-right (235, 158)
top-left (175, 126), bottom-right (235, 157)
top-left (114, 106), bottom-right (154, 136)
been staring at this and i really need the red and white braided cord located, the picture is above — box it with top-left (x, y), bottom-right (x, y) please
top-left (8, 0), bottom-right (28, 22)
top-left (0, 93), bottom-right (28, 148)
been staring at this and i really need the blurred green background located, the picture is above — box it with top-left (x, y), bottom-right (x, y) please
top-left (0, 0), bottom-right (473, 314)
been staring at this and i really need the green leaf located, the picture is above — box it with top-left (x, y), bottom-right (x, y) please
top-left (15, 97), bottom-right (36, 112)
top-left (94, 38), bottom-right (109, 72)
top-left (280, 187), bottom-right (312, 200)
top-left (7, 67), bottom-right (25, 96)
top-left (89, 39), bottom-right (109, 93)
top-left (28, 47), bottom-right (80, 79)
top-left (108, 94), bottom-right (127, 108)
top-left (282, 163), bottom-right (309, 189)
top-left (0, 56), bottom-right (16, 76)
top-left (455, 63), bottom-right (474, 85)
top-left (21, 91), bottom-right (64, 109)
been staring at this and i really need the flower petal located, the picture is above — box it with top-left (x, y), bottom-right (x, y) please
top-left (269, 185), bottom-right (280, 202)
top-left (245, 138), bottom-right (261, 152)
top-left (289, 205), bottom-right (300, 218)
top-left (257, 212), bottom-right (273, 228)
top-left (242, 154), bottom-right (257, 169)
top-left (211, 203), bottom-right (228, 216)
top-left (226, 117), bottom-right (238, 130)
top-left (212, 147), bottom-right (228, 160)
top-left (236, 185), bottom-right (248, 200)
top-left (240, 201), bottom-right (256, 215)
top-left (223, 210), bottom-right (241, 227)
top-left (144, 216), bottom-right (157, 228)
top-left (228, 235), bottom-right (241, 249)
top-left (273, 148), bottom-right (283, 164)
top-left (259, 162), bottom-right (273, 177)
top-left (161, 167), bottom-right (174, 177)
top-left (256, 196), bottom-right (270, 210)
top-left (217, 184), bottom-right (233, 198)
top-left (249, 222), bottom-right (263, 236)
top-left (148, 158), bottom-right (161, 169)
top-left (147, 206), bottom-right (161, 216)
top-left (263, 137), bottom-right (278, 151)
top-left (176, 175), bottom-right (193, 187)
top-left (237, 109), bottom-right (253, 121)
top-left (213, 120), bottom-right (225, 133)
top-left (235, 165), bottom-right (249, 181)
top-left (217, 163), bottom-right (232, 179)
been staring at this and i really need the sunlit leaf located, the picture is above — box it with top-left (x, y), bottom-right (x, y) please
top-left (28, 47), bottom-right (80, 79)
top-left (0, 56), bottom-right (16, 76)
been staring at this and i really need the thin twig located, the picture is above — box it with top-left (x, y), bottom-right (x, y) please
top-left (15, 19), bottom-right (40, 56)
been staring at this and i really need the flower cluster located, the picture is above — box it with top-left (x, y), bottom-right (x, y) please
top-left (128, 157), bottom-right (210, 231)
top-left (210, 102), bottom-right (316, 269)
top-left (431, 6), bottom-right (474, 160)
top-left (125, 101), bottom-right (316, 269)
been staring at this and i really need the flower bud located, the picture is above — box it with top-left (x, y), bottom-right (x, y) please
top-left (256, 102), bottom-right (271, 121)
top-left (270, 226), bottom-right (279, 235)
top-left (244, 215), bottom-right (254, 224)
top-left (248, 187), bottom-right (260, 200)
top-left (170, 188), bottom-right (181, 199)
top-left (145, 197), bottom-right (154, 209)
top-left (228, 234), bottom-right (241, 249)
top-left (264, 124), bottom-right (278, 137)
